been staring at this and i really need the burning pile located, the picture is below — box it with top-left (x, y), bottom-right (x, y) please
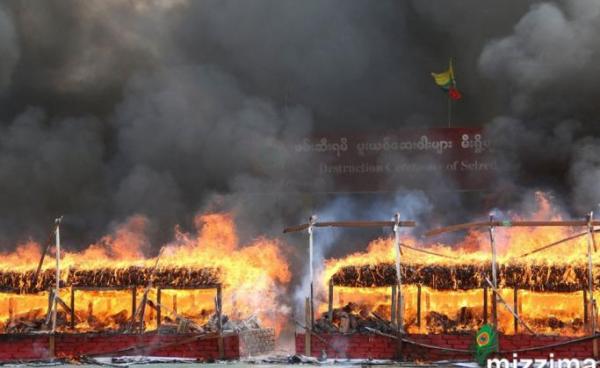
top-left (0, 213), bottom-right (291, 334)
top-left (331, 262), bottom-right (592, 292)
top-left (314, 302), bottom-right (396, 334)
top-left (319, 193), bottom-right (597, 335)
top-left (0, 266), bottom-right (221, 293)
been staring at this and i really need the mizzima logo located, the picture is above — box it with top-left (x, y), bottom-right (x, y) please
top-left (488, 353), bottom-right (596, 368)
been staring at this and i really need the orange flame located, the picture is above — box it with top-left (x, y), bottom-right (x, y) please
top-left (0, 212), bottom-right (291, 335)
top-left (320, 192), bottom-right (594, 335)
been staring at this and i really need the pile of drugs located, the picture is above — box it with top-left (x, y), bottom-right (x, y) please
top-left (331, 263), bottom-right (591, 292)
top-left (313, 302), bottom-right (396, 334)
top-left (0, 266), bottom-right (221, 293)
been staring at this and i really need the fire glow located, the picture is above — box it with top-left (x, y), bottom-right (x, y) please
top-left (319, 192), bottom-right (596, 335)
top-left (0, 213), bottom-right (291, 334)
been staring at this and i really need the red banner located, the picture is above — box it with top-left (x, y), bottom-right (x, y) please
top-left (293, 128), bottom-right (496, 191)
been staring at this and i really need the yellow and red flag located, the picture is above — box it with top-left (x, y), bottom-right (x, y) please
top-left (431, 59), bottom-right (462, 100)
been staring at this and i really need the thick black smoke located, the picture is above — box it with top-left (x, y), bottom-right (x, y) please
top-left (0, 0), bottom-right (599, 254)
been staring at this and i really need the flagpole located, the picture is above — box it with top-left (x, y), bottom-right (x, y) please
top-left (447, 96), bottom-right (451, 128)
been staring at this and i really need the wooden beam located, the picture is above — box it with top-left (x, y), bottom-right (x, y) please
top-left (513, 286), bottom-right (518, 333)
top-left (217, 285), bottom-right (224, 360)
top-left (8, 297), bottom-right (14, 325)
top-left (44, 290), bottom-right (54, 326)
top-left (157, 287), bottom-right (162, 330)
top-left (139, 291), bottom-right (147, 333)
top-left (584, 289), bottom-right (589, 325)
top-left (70, 288), bottom-right (75, 329)
top-left (426, 220), bottom-right (600, 237)
top-left (390, 285), bottom-right (397, 325)
top-left (284, 220), bottom-right (416, 233)
top-left (327, 280), bottom-right (333, 323)
top-left (417, 285), bottom-right (422, 329)
top-left (48, 335), bottom-right (55, 359)
top-left (483, 286), bottom-right (488, 324)
top-left (131, 287), bottom-right (137, 329)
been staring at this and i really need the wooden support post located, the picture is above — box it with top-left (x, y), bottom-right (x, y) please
top-left (483, 286), bottom-right (488, 324)
top-left (70, 288), bottom-right (75, 329)
top-left (173, 294), bottom-right (177, 315)
top-left (157, 287), bottom-right (162, 330)
top-left (45, 290), bottom-right (54, 326)
top-left (584, 289), bottom-right (589, 325)
top-left (417, 284), bottom-right (422, 329)
top-left (217, 285), bottom-right (224, 359)
top-left (305, 297), bottom-right (311, 356)
top-left (139, 292), bottom-right (147, 333)
top-left (87, 302), bottom-right (93, 324)
top-left (131, 287), bottom-right (137, 329)
top-left (390, 285), bottom-right (397, 325)
top-left (8, 297), bottom-right (14, 325)
top-left (513, 286), bottom-right (518, 334)
top-left (48, 335), bottom-right (55, 359)
top-left (327, 279), bottom-right (333, 322)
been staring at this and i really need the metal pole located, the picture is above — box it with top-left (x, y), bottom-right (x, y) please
top-left (488, 214), bottom-right (498, 330)
top-left (393, 213), bottom-right (404, 359)
top-left (51, 216), bottom-right (62, 333)
top-left (308, 215), bottom-right (316, 328)
top-left (393, 213), bottom-right (403, 330)
top-left (447, 96), bottom-right (452, 128)
top-left (586, 211), bottom-right (598, 357)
